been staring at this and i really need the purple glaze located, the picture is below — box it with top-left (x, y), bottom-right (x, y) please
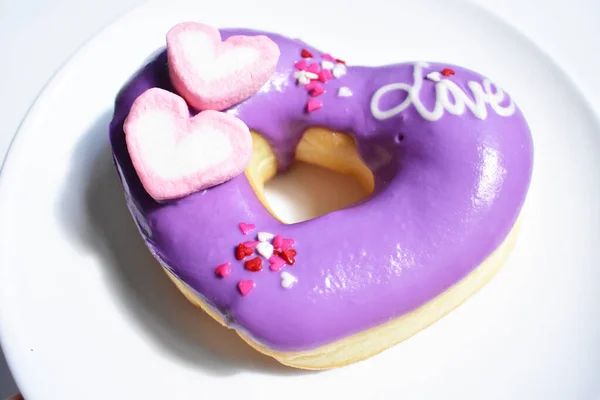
top-left (109, 30), bottom-right (533, 351)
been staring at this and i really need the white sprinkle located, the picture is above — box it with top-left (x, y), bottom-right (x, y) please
top-left (257, 232), bottom-right (275, 242)
top-left (256, 242), bottom-right (274, 259)
top-left (332, 63), bottom-right (347, 78)
top-left (321, 60), bottom-right (334, 70)
top-left (280, 271), bottom-right (298, 289)
top-left (338, 87), bottom-right (353, 97)
top-left (294, 70), bottom-right (315, 85)
top-left (426, 71), bottom-right (441, 82)
top-left (297, 75), bottom-right (310, 85)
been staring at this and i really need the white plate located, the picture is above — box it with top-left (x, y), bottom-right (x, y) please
top-left (1, 0), bottom-right (599, 398)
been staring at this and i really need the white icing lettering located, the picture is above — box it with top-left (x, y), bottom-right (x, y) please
top-left (370, 62), bottom-right (515, 121)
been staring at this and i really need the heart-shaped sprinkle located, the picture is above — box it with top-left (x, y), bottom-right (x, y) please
top-left (426, 72), bottom-right (441, 82)
top-left (214, 262), bottom-right (231, 278)
top-left (277, 249), bottom-right (297, 265)
top-left (301, 49), bottom-right (313, 58)
top-left (280, 271), bottom-right (298, 289)
top-left (256, 241), bottom-right (274, 259)
top-left (441, 68), bottom-right (455, 77)
top-left (294, 59), bottom-right (308, 70)
top-left (321, 53), bottom-right (335, 62)
top-left (338, 87), bottom-right (353, 97)
top-left (280, 238), bottom-right (295, 251)
top-left (237, 280), bottom-right (255, 296)
top-left (243, 241), bottom-right (260, 248)
top-left (244, 257), bottom-right (263, 272)
top-left (239, 222), bottom-right (256, 235)
top-left (305, 80), bottom-right (320, 90)
top-left (307, 98), bottom-right (323, 113)
top-left (166, 22), bottom-right (280, 111)
top-left (294, 70), bottom-right (318, 85)
top-left (296, 74), bottom-right (310, 85)
top-left (257, 232), bottom-right (275, 242)
top-left (310, 84), bottom-right (325, 97)
top-left (124, 88), bottom-right (252, 201)
top-left (321, 60), bottom-right (334, 70)
top-left (306, 63), bottom-right (320, 74)
top-left (269, 255), bottom-right (286, 272)
top-left (318, 69), bottom-right (333, 83)
top-left (273, 234), bottom-right (283, 249)
top-left (235, 243), bottom-right (253, 260)
top-left (332, 63), bottom-right (347, 78)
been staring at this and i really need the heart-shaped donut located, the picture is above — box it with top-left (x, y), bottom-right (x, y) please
top-left (110, 25), bottom-right (533, 369)
top-left (167, 22), bottom-right (280, 111)
top-left (123, 87), bottom-right (252, 201)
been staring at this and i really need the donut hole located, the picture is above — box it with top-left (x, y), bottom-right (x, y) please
top-left (264, 162), bottom-right (368, 224)
top-left (245, 128), bottom-right (374, 224)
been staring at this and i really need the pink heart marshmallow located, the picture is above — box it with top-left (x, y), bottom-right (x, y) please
top-left (167, 22), bottom-right (280, 111)
top-left (123, 88), bottom-right (252, 201)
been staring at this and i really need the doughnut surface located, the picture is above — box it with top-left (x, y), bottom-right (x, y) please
top-left (161, 128), bottom-right (521, 369)
top-left (109, 29), bottom-right (533, 363)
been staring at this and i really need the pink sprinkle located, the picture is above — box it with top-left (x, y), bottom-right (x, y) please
top-left (310, 84), bottom-right (325, 97)
top-left (318, 69), bottom-right (333, 83)
top-left (306, 63), bottom-right (320, 74)
top-left (273, 234), bottom-right (283, 249)
top-left (214, 263), bottom-right (231, 278)
top-left (269, 255), bottom-right (286, 271)
top-left (305, 80), bottom-right (320, 90)
top-left (307, 98), bottom-right (323, 113)
top-left (321, 53), bottom-right (335, 61)
top-left (243, 241), bottom-right (260, 248)
top-left (273, 234), bottom-right (295, 250)
top-left (281, 238), bottom-right (295, 251)
top-left (294, 59), bottom-right (308, 70)
top-left (237, 280), bottom-right (255, 296)
top-left (238, 222), bottom-right (255, 235)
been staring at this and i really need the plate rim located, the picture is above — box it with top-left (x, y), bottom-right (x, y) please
top-left (1, 0), bottom-right (600, 397)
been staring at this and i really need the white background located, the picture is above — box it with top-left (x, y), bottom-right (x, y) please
top-left (0, 0), bottom-right (598, 396)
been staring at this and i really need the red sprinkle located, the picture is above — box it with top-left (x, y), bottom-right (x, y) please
top-left (318, 69), bottom-right (333, 83)
top-left (310, 84), bottom-right (325, 97)
top-left (307, 98), bottom-right (323, 113)
top-left (276, 249), bottom-right (297, 265)
top-left (321, 53), bottom-right (336, 61)
top-left (294, 59), bottom-right (308, 70)
top-left (301, 49), bottom-right (313, 58)
top-left (244, 257), bottom-right (263, 272)
top-left (235, 243), bottom-right (253, 260)
top-left (237, 280), bottom-right (255, 296)
top-left (243, 241), bottom-right (260, 248)
top-left (441, 68), bottom-right (455, 77)
top-left (335, 58), bottom-right (346, 65)
top-left (214, 263), bottom-right (231, 278)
